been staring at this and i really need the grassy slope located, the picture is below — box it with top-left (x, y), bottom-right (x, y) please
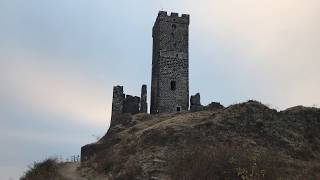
top-left (82, 101), bottom-right (320, 179)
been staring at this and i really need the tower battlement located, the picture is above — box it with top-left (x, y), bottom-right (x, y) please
top-left (158, 11), bottom-right (190, 18)
top-left (155, 11), bottom-right (190, 25)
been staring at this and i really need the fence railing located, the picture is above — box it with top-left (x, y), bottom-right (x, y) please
top-left (56, 155), bottom-right (80, 163)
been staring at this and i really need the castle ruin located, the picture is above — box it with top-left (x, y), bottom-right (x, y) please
top-left (82, 11), bottom-right (208, 162)
top-left (111, 11), bottom-right (192, 120)
top-left (111, 85), bottom-right (147, 120)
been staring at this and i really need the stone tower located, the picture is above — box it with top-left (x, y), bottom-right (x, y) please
top-left (150, 11), bottom-right (190, 113)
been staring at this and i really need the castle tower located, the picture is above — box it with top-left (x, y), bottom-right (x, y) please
top-left (150, 11), bottom-right (190, 113)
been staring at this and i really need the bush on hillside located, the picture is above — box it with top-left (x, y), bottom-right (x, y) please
top-left (20, 158), bottom-right (66, 180)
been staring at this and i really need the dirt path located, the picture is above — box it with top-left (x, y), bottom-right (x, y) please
top-left (58, 162), bottom-right (109, 180)
top-left (58, 162), bottom-right (86, 180)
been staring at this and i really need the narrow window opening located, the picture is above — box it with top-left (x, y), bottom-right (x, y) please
top-left (172, 24), bottom-right (176, 29)
top-left (170, 81), bottom-right (176, 91)
top-left (176, 106), bottom-right (181, 112)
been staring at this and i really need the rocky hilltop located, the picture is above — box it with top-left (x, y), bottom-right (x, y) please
top-left (81, 101), bottom-right (320, 179)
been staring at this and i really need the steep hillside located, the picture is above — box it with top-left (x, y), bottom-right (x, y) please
top-left (81, 101), bottom-right (320, 179)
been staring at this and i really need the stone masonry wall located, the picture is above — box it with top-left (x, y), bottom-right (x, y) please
top-left (111, 86), bottom-right (125, 120)
top-left (123, 95), bottom-right (140, 114)
top-left (151, 11), bottom-right (190, 113)
top-left (140, 84), bottom-right (148, 113)
top-left (111, 85), bottom-right (147, 122)
top-left (190, 93), bottom-right (203, 112)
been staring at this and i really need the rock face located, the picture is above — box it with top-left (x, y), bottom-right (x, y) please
top-left (81, 101), bottom-right (320, 179)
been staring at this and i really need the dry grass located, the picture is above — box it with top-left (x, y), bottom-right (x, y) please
top-left (167, 145), bottom-right (288, 180)
top-left (20, 158), bottom-right (67, 180)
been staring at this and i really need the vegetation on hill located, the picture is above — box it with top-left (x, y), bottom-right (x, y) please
top-left (81, 100), bottom-right (320, 179)
top-left (167, 144), bottom-right (320, 180)
top-left (20, 158), bottom-right (67, 180)
top-left (23, 101), bottom-right (320, 179)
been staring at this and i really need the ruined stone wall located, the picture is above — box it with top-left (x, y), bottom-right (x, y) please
top-left (111, 86), bottom-right (125, 120)
top-left (151, 11), bottom-right (190, 113)
top-left (123, 95), bottom-right (140, 114)
top-left (140, 84), bottom-right (148, 113)
top-left (190, 93), bottom-right (203, 112)
top-left (111, 85), bottom-right (147, 122)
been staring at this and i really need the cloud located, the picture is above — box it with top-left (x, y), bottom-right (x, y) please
top-left (1, 49), bottom-right (112, 127)
top-left (0, 165), bottom-right (25, 180)
top-left (186, 0), bottom-right (320, 108)
top-left (0, 48), bottom-right (111, 179)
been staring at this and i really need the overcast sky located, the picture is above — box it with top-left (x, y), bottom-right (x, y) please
top-left (1, 0), bottom-right (320, 179)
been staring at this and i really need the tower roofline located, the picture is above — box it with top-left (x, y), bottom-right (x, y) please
top-left (155, 11), bottom-right (190, 25)
top-left (158, 11), bottom-right (189, 18)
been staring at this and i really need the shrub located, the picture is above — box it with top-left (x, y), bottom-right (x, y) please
top-left (20, 158), bottom-right (66, 180)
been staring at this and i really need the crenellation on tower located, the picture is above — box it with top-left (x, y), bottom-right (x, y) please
top-left (170, 12), bottom-right (179, 17)
top-left (155, 11), bottom-right (190, 24)
top-left (181, 14), bottom-right (190, 18)
top-left (157, 11), bottom-right (190, 18)
top-left (158, 11), bottom-right (168, 16)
